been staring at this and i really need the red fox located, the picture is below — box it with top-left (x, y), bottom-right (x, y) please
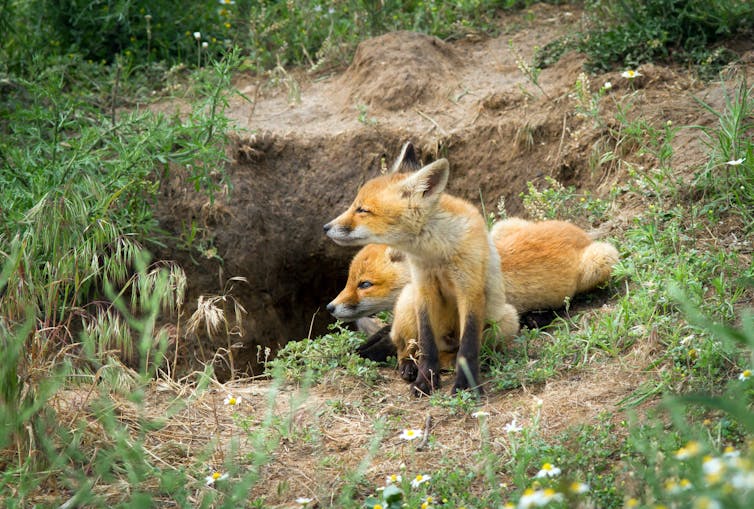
top-left (324, 143), bottom-right (519, 395)
top-left (328, 219), bottom-right (619, 379)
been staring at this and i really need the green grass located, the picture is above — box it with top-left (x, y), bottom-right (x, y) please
top-left (533, 0), bottom-right (754, 75)
top-left (2, 1), bottom-right (754, 507)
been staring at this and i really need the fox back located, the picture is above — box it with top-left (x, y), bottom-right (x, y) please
top-left (492, 218), bottom-right (619, 312)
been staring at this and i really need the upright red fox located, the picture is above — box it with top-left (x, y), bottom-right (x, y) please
top-left (324, 143), bottom-right (519, 396)
top-left (328, 219), bottom-right (619, 378)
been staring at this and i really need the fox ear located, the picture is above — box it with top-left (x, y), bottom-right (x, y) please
top-left (389, 141), bottom-right (421, 174)
top-left (401, 158), bottom-right (449, 199)
top-left (385, 247), bottom-right (405, 263)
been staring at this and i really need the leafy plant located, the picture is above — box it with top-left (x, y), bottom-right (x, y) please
top-left (578, 0), bottom-right (754, 72)
top-left (265, 323), bottom-right (381, 384)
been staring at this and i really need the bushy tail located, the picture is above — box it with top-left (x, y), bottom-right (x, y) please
top-left (577, 241), bottom-right (619, 292)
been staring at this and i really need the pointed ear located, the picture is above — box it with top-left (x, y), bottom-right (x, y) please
top-left (385, 247), bottom-right (405, 263)
top-left (400, 159), bottom-right (449, 199)
top-left (389, 141), bottom-right (421, 174)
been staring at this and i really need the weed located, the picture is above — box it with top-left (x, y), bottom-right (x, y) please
top-left (578, 0), bottom-right (754, 72)
top-left (693, 77), bottom-right (754, 228)
top-left (265, 323), bottom-right (382, 385)
top-left (357, 103), bottom-right (378, 126)
top-left (509, 39), bottom-right (550, 99)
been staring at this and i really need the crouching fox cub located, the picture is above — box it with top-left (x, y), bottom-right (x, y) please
top-left (324, 143), bottom-right (519, 396)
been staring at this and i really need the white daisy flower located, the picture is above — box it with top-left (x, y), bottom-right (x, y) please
top-left (385, 473), bottom-right (402, 485)
top-left (694, 496), bottom-right (722, 509)
top-left (535, 462), bottom-right (561, 478)
top-left (193, 31), bottom-right (201, 40)
top-left (411, 474), bottom-right (431, 488)
top-left (399, 428), bottom-right (423, 441)
top-left (570, 481), bottom-right (590, 494)
top-left (205, 471), bottom-right (228, 485)
top-left (621, 69), bottom-right (642, 79)
top-left (675, 440), bottom-right (701, 459)
top-left (504, 418), bottom-right (523, 433)
top-left (223, 394), bottom-right (242, 406)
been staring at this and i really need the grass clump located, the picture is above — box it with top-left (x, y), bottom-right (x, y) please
top-left (265, 323), bottom-right (382, 384)
top-left (579, 0), bottom-right (754, 72)
top-left (532, 0), bottom-right (754, 75)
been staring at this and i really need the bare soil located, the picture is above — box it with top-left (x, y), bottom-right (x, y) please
top-left (139, 3), bottom-right (754, 504)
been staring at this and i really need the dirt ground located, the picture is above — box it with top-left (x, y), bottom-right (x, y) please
top-left (140, 3), bottom-right (754, 505)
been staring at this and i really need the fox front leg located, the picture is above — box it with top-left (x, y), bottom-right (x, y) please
top-left (452, 312), bottom-right (484, 394)
top-left (411, 309), bottom-right (441, 397)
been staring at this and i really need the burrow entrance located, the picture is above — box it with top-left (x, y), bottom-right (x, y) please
top-left (152, 25), bottom-right (698, 378)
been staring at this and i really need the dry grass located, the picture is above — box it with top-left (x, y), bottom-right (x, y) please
top-left (16, 334), bottom-right (655, 508)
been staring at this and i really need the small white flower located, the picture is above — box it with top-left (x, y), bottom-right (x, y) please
top-left (675, 440), bottom-right (701, 459)
top-left (385, 473), bottom-right (402, 485)
top-left (328, 7), bottom-right (335, 14)
top-left (726, 157), bottom-right (746, 166)
top-left (703, 456), bottom-right (725, 476)
top-left (218, 0), bottom-right (235, 4)
top-left (730, 471), bottom-right (754, 490)
top-left (202, 41), bottom-right (208, 48)
top-left (411, 474), bottom-right (431, 488)
top-left (223, 394), bottom-right (241, 406)
top-left (472, 410), bottom-right (490, 419)
top-left (193, 31), bottom-right (201, 40)
top-left (621, 69), bottom-right (642, 79)
top-left (739, 369), bottom-right (752, 381)
top-left (295, 497), bottom-right (313, 506)
top-left (313, 4), bottom-right (322, 11)
top-left (603, 81), bottom-right (612, 90)
top-left (666, 478), bottom-right (693, 493)
top-left (570, 482), bottom-right (590, 494)
top-left (399, 428), bottom-right (423, 441)
top-left (723, 446), bottom-right (740, 460)
top-left (504, 418), bottom-right (523, 433)
top-left (205, 471), bottom-right (228, 485)
top-left (517, 488), bottom-right (562, 509)
top-left (694, 496), bottom-right (722, 509)
top-left (535, 462), bottom-right (561, 478)
top-left (517, 488), bottom-right (541, 509)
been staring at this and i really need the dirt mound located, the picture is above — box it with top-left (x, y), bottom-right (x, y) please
top-left (339, 31), bottom-right (461, 111)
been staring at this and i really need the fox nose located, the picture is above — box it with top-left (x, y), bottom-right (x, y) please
top-left (323, 222), bottom-right (332, 234)
top-left (326, 302), bottom-right (335, 314)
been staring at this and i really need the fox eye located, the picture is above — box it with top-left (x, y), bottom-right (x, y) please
top-left (355, 206), bottom-right (371, 214)
top-left (357, 281), bottom-right (373, 290)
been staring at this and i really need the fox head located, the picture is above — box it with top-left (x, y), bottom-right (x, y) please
top-left (326, 244), bottom-right (409, 321)
top-left (323, 142), bottom-right (449, 247)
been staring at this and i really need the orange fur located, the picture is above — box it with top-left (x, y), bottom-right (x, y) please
top-left (327, 244), bottom-right (410, 322)
top-left (329, 218), bottom-right (619, 378)
top-left (324, 143), bottom-right (518, 395)
top-left (492, 218), bottom-right (619, 312)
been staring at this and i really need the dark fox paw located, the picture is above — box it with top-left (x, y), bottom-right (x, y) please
top-left (411, 366), bottom-right (439, 397)
top-left (398, 359), bottom-right (418, 382)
